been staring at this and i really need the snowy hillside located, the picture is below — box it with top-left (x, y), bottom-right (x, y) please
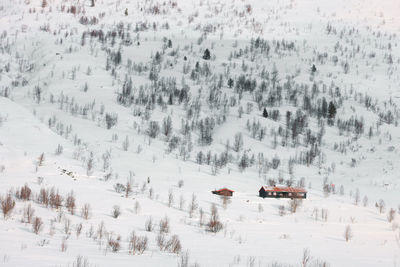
top-left (0, 0), bottom-right (400, 266)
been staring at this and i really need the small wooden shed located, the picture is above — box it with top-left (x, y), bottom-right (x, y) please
top-left (212, 188), bottom-right (234, 197)
top-left (259, 186), bottom-right (307, 199)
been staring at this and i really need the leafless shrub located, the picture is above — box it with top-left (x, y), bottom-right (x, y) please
top-left (148, 187), bottom-right (154, 199)
top-left (61, 237), bottom-right (68, 252)
top-left (65, 191), bottom-right (76, 215)
top-left (145, 217), bottom-right (153, 232)
top-left (178, 250), bottom-right (190, 267)
top-left (354, 188), bottom-right (360, 205)
top-left (188, 194), bottom-right (198, 217)
top-left (279, 205), bottom-right (286, 216)
top-left (38, 188), bottom-right (49, 207)
top-left (128, 232), bottom-right (148, 255)
top-left (321, 208), bottom-right (328, 221)
top-left (64, 218), bottom-right (71, 235)
top-left (1, 193), bottom-right (15, 219)
top-left (49, 187), bottom-right (63, 209)
top-left (55, 144), bottom-right (63, 155)
top-left (156, 233), bottom-right (166, 250)
top-left (199, 208), bottom-right (204, 226)
top-left (344, 225), bottom-right (353, 242)
top-left (37, 153), bottom-right (45, 167)
top-left (179, 195), bottom-right (185, 210)
top-left (112, 205), bottom-right (121, 218)
top-left (168, 189), bottom-right (174, 207)
top-left (22, 204), bottom-right (35, 223)
top-left (81, 203), bottom-right (91, 220)
top-left (72, 255), bottom-right (91, 267)
top-left (134, 200), bottom-right (141, 214)
top-left (377, 199), bottom-right (385, 214)
top-left (97, 221), bottom-right (106, 240)
top-left (165, 235), bottom-right (181, 254)
top-left (302, 248), bottom-right (311, 267)
top-left (107, 234), bottom-right (121, 252)
top-left (76, 223), bottom-right (83, 237)
top-left (388, 208), bottom-right (396, 223)
top-left (32, 217), bottom-right (43, 234)
top-left (140, 182), bottom-right (147, 194)
top-left (114, 183), bottom-right (126, 193)
top-left (362, 195), bottom-right (368, 207)
top-left (159, 216), bottom-right (170, 234)
top-left (290, 199), bottom-right (302, 213)
top-left (16, 184), bottom-right (31, 201)
top-left (207, 203), bottom-right (223, 233)
top-left (221, 195), bottom-right (231, 210)
top-left (125, 180), bottom-right (133, 198)
top-left (258, 204), bottom-right (264, 213)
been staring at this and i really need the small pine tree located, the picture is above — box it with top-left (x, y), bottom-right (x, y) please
top-left (328, 101), bottom-right (337, 119)
top-left (125, 8), bottom-right (128, 16)
top-left (262, 108), bottom-right (268, 118)
top-left (311, 64), bottom-right (317, 73)
top-left (227, 78), bottom-right (234, 88)
top-left (202, 49), bottom-right (211, 60)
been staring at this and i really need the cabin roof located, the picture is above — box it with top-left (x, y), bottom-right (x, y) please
top-left (214, 188), bottom-right (234, 192)
top-left (260, 186), bottom-right (307, 193)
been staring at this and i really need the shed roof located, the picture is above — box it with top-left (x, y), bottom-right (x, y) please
top-left (260, 186), bottom-right (307, 193)
top-left (214, 188), bottom-right (234, 192)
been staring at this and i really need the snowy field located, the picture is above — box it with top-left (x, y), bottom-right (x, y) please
top-left (0, 0), bottom-right (400, 266)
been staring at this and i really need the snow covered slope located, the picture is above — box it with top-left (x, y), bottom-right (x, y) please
top-left (0, 0), bottom-right (400, 266)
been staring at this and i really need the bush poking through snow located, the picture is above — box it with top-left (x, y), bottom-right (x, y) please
top-left (128, 232), bottom-right (148, 255)
top-left (145, 217), bottom-right (154, 232)
top-left (32, 217), bottom-right (43, 234)
top-left (112, 205), bottom-right (121, 218)
top-left (107, 235), bottom-right (121, 252)
top-left (159, 216), bottom-right (170, 234)
top-left (81, 203), bottom-right (91, 220)
top-left (0, 193), bottom-right (15, 219)
top-left (207, 203), bottom-right (223, 233)
top-left (344, 225), bottom-right (353, 242)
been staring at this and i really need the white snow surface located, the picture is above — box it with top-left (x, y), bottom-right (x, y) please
top-left (0, 0), bottom-right (400, 266)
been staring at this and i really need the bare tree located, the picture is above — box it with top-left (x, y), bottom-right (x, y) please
top-left (354, 188), bottom-right (360, 205)
top-left (22, 204), bottom-right (35, 223)
top-left (32, 217), bottom-right (43, 234)
top-left (145, 217), bottom-right (153, 232)
top-left (279, 205), bottom-right (286, 216)
top-left (388, 208), bottom-right (396, 223)
top-left (377, 199), bottom-right (386, 214)
top-left (168, 189), bottom-right (174, 207)
top-left (81, 203), bottom-right (91, 220)
top-left (112, 205), bottom-right (121, 218)
top-left (207, 203), bottom-right (223, 233)
top-left (134, 200), bottom-right (140, 214)
top-left (0, 193), bottom-right (15, 219)
top-left (159, 216), bottom-right (170, 234)
top-left (65, 191), bottom-right (76, 215)
top-left (179, 194), bottom-right (185, 210)
top-left (128, 232), bottom-right (148, 255)
top-left (302, 248), bottom-right (311, 267)
top-left (125, 179), bottom-right (132, 198)
top-left (290, 198), bottom-right (301, 213)
top-left (362, 195), bottom-right (368, 207)
top-left (188, 194), bottom-right (198, 217)
top-left (344, 225), bottom-right (353, 242)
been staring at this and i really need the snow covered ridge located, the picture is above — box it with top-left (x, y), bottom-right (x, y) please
top-left (0, 0), bottom-right (400, 266)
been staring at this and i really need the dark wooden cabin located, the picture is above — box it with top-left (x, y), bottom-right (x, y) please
top-left (259, 186), bottom-right (307, 199)
top-left (212, 188), bottom-right (234, 196)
